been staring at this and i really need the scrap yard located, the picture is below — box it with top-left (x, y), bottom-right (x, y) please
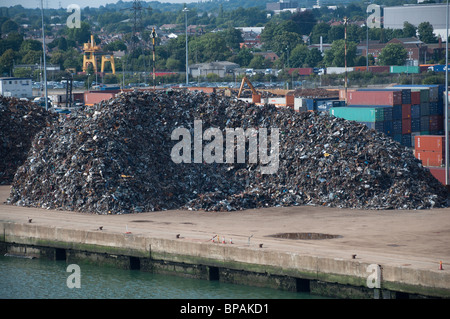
top-left (1, 83), bottom-right (450, 299)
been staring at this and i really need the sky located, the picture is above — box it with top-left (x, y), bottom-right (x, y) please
top-left (1, 0), bottom-right (198, 9)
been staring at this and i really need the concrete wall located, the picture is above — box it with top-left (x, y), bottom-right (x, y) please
top-left (1, 221), bottom-right (449, 298)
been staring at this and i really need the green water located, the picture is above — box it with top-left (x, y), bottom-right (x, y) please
top-left (0, 255), bottom-right (326, 299)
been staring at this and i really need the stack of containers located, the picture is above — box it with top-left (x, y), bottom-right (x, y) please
top-left (415, 135), bottom-right (445, 167)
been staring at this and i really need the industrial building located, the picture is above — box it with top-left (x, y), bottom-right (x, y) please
top-left (189, 61), bottom-right (240, 78)
top-left (0, 77), bottom-right (33, 99)
top-left (384, 3), bottom-right (450, 41)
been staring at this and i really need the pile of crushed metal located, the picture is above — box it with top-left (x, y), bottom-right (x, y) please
top-left (7, 90), bottom-right (448, 214)
top-left (0, 96), bottom-right (58, 184)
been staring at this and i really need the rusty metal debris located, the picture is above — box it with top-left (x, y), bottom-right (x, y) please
top-left (0, 96), bottom-right (58, 185)
top-left (6, 90), bottom-right (449, 214)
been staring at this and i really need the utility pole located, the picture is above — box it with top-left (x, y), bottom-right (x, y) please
top-left (183, 7), bottom-right (189, 85)
top-left (151, 27), bottom-right (157, 89)
top-left (344, 17), bottom-right (348, 104)
top-left (40, 0), bottom-right (48, 111)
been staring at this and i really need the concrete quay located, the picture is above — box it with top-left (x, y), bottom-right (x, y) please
top-left (0, 185), bottom-right (449, 299)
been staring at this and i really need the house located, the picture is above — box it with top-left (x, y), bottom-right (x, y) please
top-left (359, 38), bottom-right (428, 65)
top-left (189, 61), bottom-right (240, 78)
top-left (0, 77), bottom-right (33, 99)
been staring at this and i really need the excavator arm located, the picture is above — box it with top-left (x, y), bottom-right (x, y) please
top-left (237, 76), bottom-right (258, 98)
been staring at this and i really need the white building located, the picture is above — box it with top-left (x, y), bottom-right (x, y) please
top-left (0, 77), bottom-right (33, 99)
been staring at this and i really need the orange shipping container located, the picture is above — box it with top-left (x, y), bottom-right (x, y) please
top-left (415, 135), bottom-right (445, 153)
top-left (416, 151), bottom-right (444, 167)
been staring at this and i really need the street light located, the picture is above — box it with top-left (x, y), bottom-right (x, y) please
top-left (183, 7), bottom-right (189, 85)
top-left (445, 0), bottom-right (449, 186)
top-left (40, 0), bottom-right (48, 111)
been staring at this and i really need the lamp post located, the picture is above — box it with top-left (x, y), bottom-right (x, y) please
top-left (445, 0), bottom-right (449, 186)
top-left (40, 0), bottom-right (48, 111)
top-left (183, 7), bottom-right (189, 85)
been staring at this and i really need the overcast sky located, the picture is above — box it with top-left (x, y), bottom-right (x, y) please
top-left (2, 0), bottom-right (198, 9)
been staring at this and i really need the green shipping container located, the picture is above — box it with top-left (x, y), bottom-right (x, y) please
top-left (390, 66), bottom-right (420, 74)
top-left (330, 107), bottom-right (385, 122)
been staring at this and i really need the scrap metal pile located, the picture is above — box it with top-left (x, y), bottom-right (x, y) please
top-left (0, 96), bottom-right (57, 185)
top-left (7, 90), bottom-right (449, 214)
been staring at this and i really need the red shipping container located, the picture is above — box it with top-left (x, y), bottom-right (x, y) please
top-left (402, 118), bottom-right (411, 134)
top-left (369, 66), bottom-right (390, 73)
top-left (402, 104), bottom-right (411, 119)
top-left (427, 167), bottom-right (447, 185)
top-left (416, 151), bottom-right (444, 167)
top-left (415, 135), bottom-right (445, 153)
top-left (411, 91), bottom-right (421, 105)
top-left (429, 115), bottom-right (443, 131)
top-left (347, 90), bottom-right (402, 106)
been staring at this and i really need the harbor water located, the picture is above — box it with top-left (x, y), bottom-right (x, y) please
top-left (0, 255), bottom-right (326, 299)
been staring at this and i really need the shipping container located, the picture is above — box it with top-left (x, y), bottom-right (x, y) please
top-left (393, 134), bottom-right (402, 144)
top-left (415, 135), bottom-right (445, 153)
top-left (368, 65), bottom-right (390, 73)
top-left (429, 101), bottom-right (443, 115)
top-left (402, 104), bottom-right (411, 119)
top-left (401, 134), bottom-right (412, 147)
top-left (411, 118), bottom-right (421, 132)
top-left (393, 104), bottom-right (402, 120)
top-left (411, 91), bottom-right (421, 105)
top-left (360, 121), bottom-right (384, 132)
top-left (326, 67), bottom-right (354, 74)
top-left (411, 132), bottom-right (421, 148)
top-left (402, 118), bottom-right (411, 134)
top-left (393, 120), bottom-right (402, 134)
top-left (384, 120), bottom-right (393, 136)
top-left (421, 102), bottom-right (430, 116)
top-left (416, 151), bottom-right (444, 167)
top-left (329, 107), bottom-right (385, 122)
top-left (411, 104), bottom-right (421, 118)
top-left (83, 92), bottom-right (116, 106)
top-left (429, 115), bottom-right (443, 131)
top-left (288, 68), bottom-right (314, 76)
top-left (390, 65), bottom-right (420, 74)
top-left (393, 85), bottom-right (438, 102)
top-left (427, 167), bottom-right (447, 185)
top-left (347, 90), bottom-right (402, 106)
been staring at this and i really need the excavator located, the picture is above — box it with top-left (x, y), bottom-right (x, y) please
top-left (237, 76), bottom-right (261, 103)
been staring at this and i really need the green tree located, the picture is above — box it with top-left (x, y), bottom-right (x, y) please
top-left (418, 21), bottom-right (437, 43)
top-left (305, 48), bottom-right (323, 67)
top-left (0, 49), bottom-right (16, 74)
top-left (1, 19), bottom-right (19, 34)
top-left (310, 22), bottom-right (330, 44)
top-left (289, 43), bottom-right (309, 68)
top-left (378, 43), bottom-right (407, 66)
top-left (324, 39), bottom-right (357, 67)
top-left (290, 10), bottom-right (316, 35)
top-left (403, 22), bottom-right (417, 38)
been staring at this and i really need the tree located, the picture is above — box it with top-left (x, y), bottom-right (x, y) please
top-left (378, 43), bottom-right (407, 66)
top-left (324, 39), bottom-right (357, 67)
top-left (305, 48), bottom-right (323, 67)
top-left (310, 22), bottom-right (330, 44)
top-left (403, 22), bottom-right (417, 38)
top-left (418, 21), bottom-right (437, 43)
top-left (290, 10), bottom-right (316, 35)
top-left (289, 43), bottom-right (309, 68)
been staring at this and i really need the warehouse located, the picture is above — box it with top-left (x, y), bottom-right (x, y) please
top-left (0, 77), bottom-right (33, 99)
top-left (384, 4), bottom-right (450, 41)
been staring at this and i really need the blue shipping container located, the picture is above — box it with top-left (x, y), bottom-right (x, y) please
top-left (411, 104), bottom-right (420, 118)
top-left (393, 120), bottom-right (402, 134)
top-left (384, 120), bottom-right (393, 136)
top-left (411, 118), bottom-right (421, 132)
top-left (393, 105), bottom-right (402, 120)
top-left (420, 116), bottom-right (430, 131)
top-left (401, 134), bottom-right (412, 147)
top-left (360, 121), bottom-right (384, 132)
top-left (393, 134), bottom-right (402, 143)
